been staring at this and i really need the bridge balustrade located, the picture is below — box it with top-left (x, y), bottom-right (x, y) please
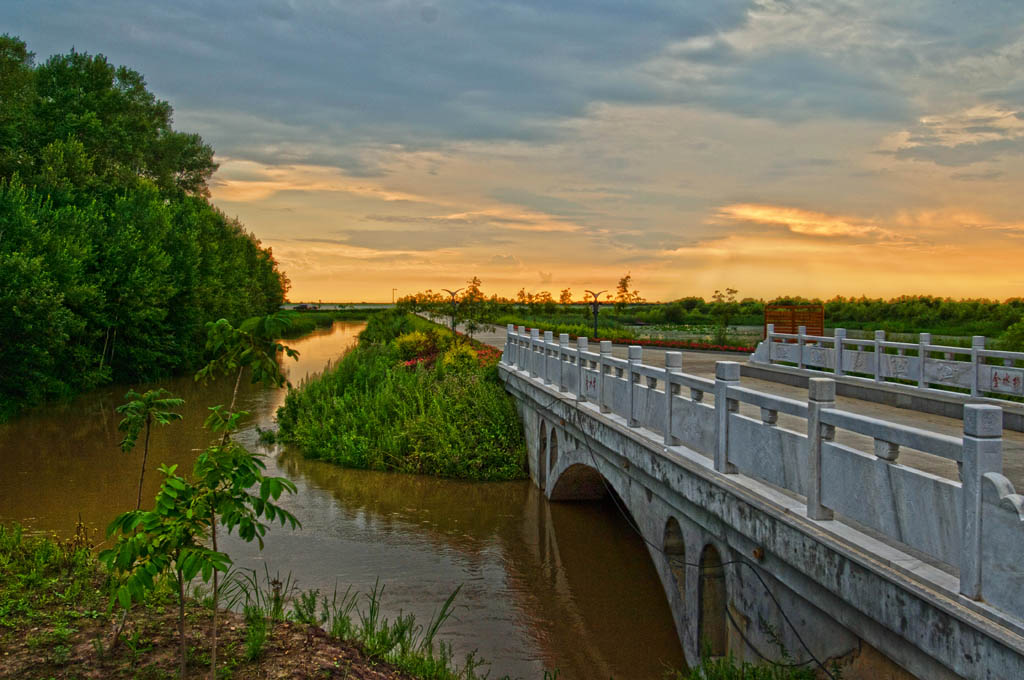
top-left (502, 325), bottom-right (1024, 618)
top-left (752, 324), bottom-right (1024, 400)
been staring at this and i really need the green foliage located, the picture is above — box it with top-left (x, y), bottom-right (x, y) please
top-left (195, 314), bottom-right (300, 390)
top-left (0, 36), bottom-right (289, 422)
top-left (276, 315), bottom-right (525, 480)
top-left (227, 571), bottom-right (497, 680)
top-left (395, 331), bottom-right (434, 360)
top-left (116, 388), bottom-right (185, 510)
top-left (243, 605), bottom-right (268, 661)
top-left (439, 343), bottom-right (479, 371)
top-left (668, 652), bottom-right (820, 679)
top-left (997, 318), bottom-right (1024, 351)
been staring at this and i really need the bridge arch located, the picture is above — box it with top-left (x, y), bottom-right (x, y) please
top-left (699, 543), bottom-right (728, 658)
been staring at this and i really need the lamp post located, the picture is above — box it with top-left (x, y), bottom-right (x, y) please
top-left (442, 288), bottom-right (463, 333)
top-left (584, 289), bottom-right (606, 339)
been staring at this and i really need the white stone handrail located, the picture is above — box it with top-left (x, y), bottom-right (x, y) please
top-left (751, 324), bottom-right (1024, 399)
top-left (501, 324), bottom-right (1024, 617)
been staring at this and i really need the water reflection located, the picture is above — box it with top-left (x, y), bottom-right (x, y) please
top-left (0, 320), bottom-right (683, 678)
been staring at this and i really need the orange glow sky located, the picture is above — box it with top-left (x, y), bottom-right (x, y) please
top-left (13, 2), bottom-right (1024, 301)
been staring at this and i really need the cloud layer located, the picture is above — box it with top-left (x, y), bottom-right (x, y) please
top-left (10, 0), bottom-right (1024, 300)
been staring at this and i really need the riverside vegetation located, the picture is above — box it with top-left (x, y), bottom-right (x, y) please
top-left (275, 311), bottom-right (526, 481)
top-left (0, 36), bottom-right (289, 422)
top-left (0, 313), bottom-right (521, 679)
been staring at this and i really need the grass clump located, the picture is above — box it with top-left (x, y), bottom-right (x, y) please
top-left (276, 311), bottom-right (526, 481)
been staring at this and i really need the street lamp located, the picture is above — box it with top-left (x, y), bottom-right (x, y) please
top-left (584, 289), bottom-right (606, 339)
top-left (442, 288), bottom-right (463, 332)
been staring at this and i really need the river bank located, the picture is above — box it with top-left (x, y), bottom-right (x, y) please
top-left (0, 524), bottom-right (475, 679)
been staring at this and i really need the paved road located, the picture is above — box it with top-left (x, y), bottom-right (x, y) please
top-left (468, 323), bottom-right (1024, 489)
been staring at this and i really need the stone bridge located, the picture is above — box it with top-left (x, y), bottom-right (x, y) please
top-left (499, 325), bottom-right (1024, 679)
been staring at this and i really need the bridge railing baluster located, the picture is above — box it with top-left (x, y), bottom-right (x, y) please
top-left (558, 333), bottom-right (569, 392)
top-left (599, 341), bottom-right (612, 414)
top-left (714, 361), bottom-right (740, 474)
top-left (807, 378), bottom-right (835, 520)
top-left (543, 331), bottom-right (554, 385)
top-left (664, 352), bottom-right (682, 446)
top-left (960, 404), bottom-right (1002, 600)
top-left (628, 345), bottom-right (642, 427)
top-left (576, 337), bottom-right (588, 402)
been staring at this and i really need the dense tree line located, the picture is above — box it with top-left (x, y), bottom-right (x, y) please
top-left (0, 36), bottom-right (288, 420)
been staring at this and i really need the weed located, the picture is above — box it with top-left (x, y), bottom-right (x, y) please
top-left (243, 605), bottom-right (268, 661)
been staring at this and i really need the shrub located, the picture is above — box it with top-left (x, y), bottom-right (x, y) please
top-left (439, 343), bottom-right (478, 371)
top-left (394, 331), bottom-right (433, 360)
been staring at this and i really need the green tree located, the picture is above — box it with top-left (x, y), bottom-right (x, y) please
top-left (615, 272), bottom-right (645, 310)
top-left (711, 288), bottom-right (739, 344)
top-left (194, 312), bottom-right (299, 675)
top-left (116, 388), bottom-right (185, 510)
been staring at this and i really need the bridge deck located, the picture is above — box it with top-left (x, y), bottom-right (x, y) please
top-left (471, 325), bottom-right (1024, 492)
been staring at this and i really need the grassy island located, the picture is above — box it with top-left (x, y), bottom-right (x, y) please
top-left (275, 312), bottom-right (526, 481)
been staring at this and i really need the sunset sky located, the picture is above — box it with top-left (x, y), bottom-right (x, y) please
top-left (10, 1), bottom-right (1024, 302)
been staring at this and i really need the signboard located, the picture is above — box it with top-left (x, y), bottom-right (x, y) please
top-left (765, 304), bottom-right (825, 338)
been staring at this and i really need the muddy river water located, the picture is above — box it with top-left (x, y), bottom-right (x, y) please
top-left (0, 321), bottom-right (684, 678)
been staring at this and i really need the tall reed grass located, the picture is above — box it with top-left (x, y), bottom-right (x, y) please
top-left (275, 312), bottom-right (526, 480)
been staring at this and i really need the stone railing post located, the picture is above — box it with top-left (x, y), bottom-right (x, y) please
top-left (543, 331), bottom-right (554, 384)
top-left (765, 323), bottom-right (775, 363)
top-left (918, 332), bottom-right (931, 388)
top-left (797, 325), bottom-right (806, 369)
top-left (807, 378), bottom-right (836, 520)
top-left (834, 328), bottom-right (846, 377)
top-left (627, 345), bottom-right (642, 427)
top-left (576, 337), bottom-right (589, 402)
top-left (530, 328), bottom-right (540, 378)
top-left (960, 404), bottom-right (1003, 599)
top-left (664, 352), bottom-right (682, 446)
top-left (599, 341), bottom-right (612, 414)
top-left (714, 361), bottom-right (740, 473)
top-left (558, 333), bottom-right (569, 392)
top-left (873, 330), bottom-right (886, 382)
top-left (505, 324), bottom-right (515, 366)
top-left (517, 326), bottom-right (528, 371)
top-left (971, 336), bottom-right (985, 397)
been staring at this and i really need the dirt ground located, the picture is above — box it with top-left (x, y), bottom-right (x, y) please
top-left (1, 605), bottom-right (414, 680)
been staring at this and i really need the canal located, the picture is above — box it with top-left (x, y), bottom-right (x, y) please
top-left (0, 320), bottom-right (684, 678)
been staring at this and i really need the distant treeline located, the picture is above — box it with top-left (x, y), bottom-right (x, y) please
top-left (0, 36), bottom-right (288, 420)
